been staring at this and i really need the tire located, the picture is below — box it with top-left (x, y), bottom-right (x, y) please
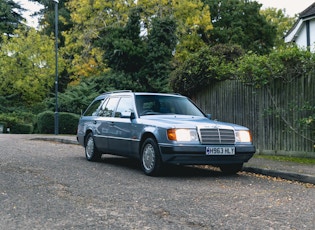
top-left (85, 133), bottom-right (102, 161)
top-left (141, 138), bottom-right (163, 176)
top-left (219, 163), bottom-right (243, 174)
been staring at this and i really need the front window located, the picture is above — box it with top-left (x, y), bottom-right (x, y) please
top-left (135, 95), bottom-right (205, 116)
top-left (115, 97), bottom-right (134, 117)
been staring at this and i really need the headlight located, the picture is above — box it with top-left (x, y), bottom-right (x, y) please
top-left (167, 129), bottom-right (199, 142)
top-left (235, 130), bottom-right (252, 143)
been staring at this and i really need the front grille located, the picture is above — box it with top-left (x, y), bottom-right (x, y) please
top-left (199, 128), bottom-right (235, 144)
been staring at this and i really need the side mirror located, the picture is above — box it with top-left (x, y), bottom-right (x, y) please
top-left (206, 114), bottom-right (212, 120)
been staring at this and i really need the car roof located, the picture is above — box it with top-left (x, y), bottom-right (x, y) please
top-left (95, 91), bottom-right (184, 99)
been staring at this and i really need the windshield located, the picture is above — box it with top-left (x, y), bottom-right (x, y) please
top-left (135, 95), bottom-right (205, 116)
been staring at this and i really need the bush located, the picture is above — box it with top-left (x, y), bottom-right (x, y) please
top-left (170, 44), bottom-right (244, 96)
top-left (11, 123), bottom-right (33, 134)
top-left (0, 114), bottom-right (34, 134)
top-left (0, 122), bottom-right (7, 133)
top-left (59, 113), bottom-right (80, 134)
top-left (37, 111), bottom-right (55, 134)
top-left (37, 111), bottom-right (79, 134)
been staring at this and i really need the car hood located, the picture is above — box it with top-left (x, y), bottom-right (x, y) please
top-left (138, 115), bottom-right (248, 130)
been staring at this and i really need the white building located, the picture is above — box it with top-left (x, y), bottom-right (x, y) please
top-left (284, 2), bottom-right (315, 52)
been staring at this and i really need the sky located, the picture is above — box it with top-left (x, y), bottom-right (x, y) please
top-left (257, 0), bottom-right (315, 16)
top-left (15, 0), bottom-right (44, 28)
top-left (15, 0), bottom-right (315, 27)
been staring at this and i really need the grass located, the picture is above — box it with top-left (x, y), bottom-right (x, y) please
top-left (254, 154), bottom-right (315, 165)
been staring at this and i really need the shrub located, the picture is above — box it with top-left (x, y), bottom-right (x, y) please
top-left (0, 114), bottom-right (34, 134)
top-left (37, 111), bottom-right (79, 134)
top-left (11, 123), bottom-right (34, 134)
top-left (59, 112), bottom-right (80, 134)
top-left (0, 122), bottom-right (7, 133)
top-left (37, 111), bottom-right (55, 134)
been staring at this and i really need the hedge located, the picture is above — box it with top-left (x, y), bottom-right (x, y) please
top-left (37, 111), bottom-right (80, 134)
top-left (0, 115), bottom-right (34, 134)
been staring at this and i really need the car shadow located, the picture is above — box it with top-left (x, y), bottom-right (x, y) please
top-left (79, 155), bottom-right (241, 179)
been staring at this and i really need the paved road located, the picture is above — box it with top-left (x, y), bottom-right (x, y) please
top-left (1, 135), bottom-right (315, 229)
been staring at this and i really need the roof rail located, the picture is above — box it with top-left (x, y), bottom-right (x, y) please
top-left (102, 90), bottom-right (132, 95)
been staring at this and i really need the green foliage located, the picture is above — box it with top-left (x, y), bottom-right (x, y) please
top-left (0, 27), bottom-right (65, 105)
top-left (238, 45), bottom-right (314, 87)
top-left (98, 71), bottom-right (146, 92)
top-left (0, 112), bottom-right (35, 134)
top-left (11, 123), bottom-right (34, 134)
top-left (143, 17), bottom-right (177, 92)
top-left (237, 45), bottom-right (315, 142)
top-left (260, 7), bottom-right (296, 48)
top-left (203, 0), bottom-right (276, 54)
top-left (33, 0), bottom-right (72, 47)
top-left (237, 52), bottom-right (275, 88)
top-left (255, 154), bottom-right (315, 163)
top-left (64, 0), bottom-right (212, 79)
top-left (96, 7), bottom-right (177, 92)
top-left (37, 111), bottom-right (79, 134)
top-left (0, 0), bottom-right (25, 41)
top-left (294, 102), bottom-right (315, 138)
top-left (59, 112), bottom-right (80, 134)
top-left (0, 115), bottom-right (17, 133)
top-left (47, 79), bottom-right (100, 114)
top-left (0, 122), bottom-right (6, 133)
top-left (170, 44), bottom-right (244, 96)
top-left (269, 46), bottom-right (314, 82)
top-left (37, 111), bottom-right (55, 134)
top-left (98, 7), bottom-right (145, 73)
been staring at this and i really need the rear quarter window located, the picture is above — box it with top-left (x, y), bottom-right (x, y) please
top-left (83, 99), bottom-right (103, 116)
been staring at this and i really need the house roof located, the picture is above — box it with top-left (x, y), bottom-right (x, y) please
top-left (299, 2), bottom-right (315, 19)
top-left (284, 2), bottom-right (315, 43)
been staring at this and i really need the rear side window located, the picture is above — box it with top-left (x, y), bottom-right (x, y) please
top-left (83, 99), bottom-right (103, 116)
top-left (99, 97), bottom-right (120, 117)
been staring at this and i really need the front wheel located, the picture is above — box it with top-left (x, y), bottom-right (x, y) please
top-left (141, 138), bottom-right (163, 176)
top-left (85, 133), bottom-right (102, 161)
top-left (219, 163), bottom-right (243, 174)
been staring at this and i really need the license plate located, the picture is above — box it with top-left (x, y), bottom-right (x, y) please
top-left (206, 147), bottom-right (235, 155)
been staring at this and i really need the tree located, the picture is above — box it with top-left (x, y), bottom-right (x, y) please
top-left (260, 7), bottom-right (296, 48)
top-left (96, 7), bottom-right (177, 92)
top-left (0, 27), bottom-right (65, 105)
top-left (28, 0), bottom-right (73, 91)
top-left (203, 0), bottom-right (276, 54)
top-left (237, 45), bottom-right (314, 87)
top-left (171, 44), bottom-right (244, 96)
top-left (142, 16), bottom-right (177, 92)
top-left (63, 0), bottom-right (212, 80)
top-left (0, 0), bottom-right (25, 41)
top-left (98, 7), bottom-right (145, 74)
top-left (29, 0), bottom-right (72, 47)
top-left (138, 0), bottom-right (213, 62)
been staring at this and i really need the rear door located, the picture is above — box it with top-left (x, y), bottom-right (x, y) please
top-left (78, 97), bottom-right (104, 146)
top-left (94, 96), bottom-right (120, 152)
top-left (106, 96), bottom-right (135, 155)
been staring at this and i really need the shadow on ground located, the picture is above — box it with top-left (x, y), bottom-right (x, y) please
top-left (77, 155), bottom-right (241, 179)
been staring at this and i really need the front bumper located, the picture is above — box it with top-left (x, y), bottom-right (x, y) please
top-left (159, 144), bottom-right (256, 165)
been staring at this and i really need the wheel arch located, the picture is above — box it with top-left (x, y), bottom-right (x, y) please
top-left (84, 129), bottom-right (93, 146)
top-left (139, 132), bottom-right (158, 157)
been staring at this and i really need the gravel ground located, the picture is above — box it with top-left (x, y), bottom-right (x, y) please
top-left (1, 134), bottom-right (315, 229)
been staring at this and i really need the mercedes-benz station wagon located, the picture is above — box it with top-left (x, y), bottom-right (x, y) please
top-left (77, 91), bottom-right (256, 176)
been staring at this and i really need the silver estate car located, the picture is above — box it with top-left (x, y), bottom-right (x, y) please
top-left (77, 90), bottom-right (256, 176)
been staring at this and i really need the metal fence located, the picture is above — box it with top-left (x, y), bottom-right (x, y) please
top-left (193, 76), bottom-right (315, 157)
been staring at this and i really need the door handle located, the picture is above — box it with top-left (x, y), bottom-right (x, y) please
top-left (93, 121), bottom-right (97, 124)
